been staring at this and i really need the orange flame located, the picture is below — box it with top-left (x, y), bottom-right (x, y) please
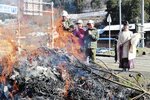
top-left (0, 9), bottom-right (85, 97)
top-left (0, 75), bottom-right (6, 84)
top-left (0, 39), bottom-right (19, 98)
top-left (54, 18), bottom-right (85, 60)
top-left (0, 39), bottom-right (18, 83)
top-left (50, 17), bottom-right (87, 96)
top-left (12, 80), bottom-right (19, 94)
top-left (8, 80), bottom-right (19, 99)
top-left (58, 64), bottom-right (72, 97)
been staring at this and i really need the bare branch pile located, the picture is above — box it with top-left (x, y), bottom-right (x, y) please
top-left (0, 47), bottom-right (150, 100)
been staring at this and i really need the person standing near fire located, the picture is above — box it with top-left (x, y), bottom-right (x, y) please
top-left (73, 20), bottom-right (86, 52)
top-left (61, 10), bottom-right (74, 31)
top-left (84, 20), bottom-right (99, 62)
top-left (117, 21), bottom-right (134, 71)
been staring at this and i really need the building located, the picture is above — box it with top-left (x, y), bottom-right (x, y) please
top-left (98, 23), bottom-right (150, 48)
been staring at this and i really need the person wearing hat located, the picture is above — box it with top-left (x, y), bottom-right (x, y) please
top-left (84, 20), bottom-right (99, 62)
top-left (73, 20), bottom-right (86, 52)
top-left (117, 21), bottom-right (134, 71)
top-left (61, 10), bottom-right (74, 31)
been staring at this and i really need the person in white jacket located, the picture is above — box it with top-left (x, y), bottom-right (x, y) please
top-left (117, 21), bottom-right (134, 71)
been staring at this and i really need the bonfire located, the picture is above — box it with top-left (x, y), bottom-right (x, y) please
top-left (0, 11), bottom-right (150, 100)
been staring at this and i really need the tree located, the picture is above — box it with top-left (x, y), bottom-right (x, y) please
top-left (105, 0), bottom-right (119, 24)
top-left (106, 0), bottom-right (150, 24)
top-left (75, 0), bottom-right (104, 13)
top-left (122, 0), bottom-right (141, 23)
top-left (145, 0), bottom-right (150, 22)
top-left (75, 0), bottom-right (84, 12)
top-left (91, 0), bottom-right (102, 10)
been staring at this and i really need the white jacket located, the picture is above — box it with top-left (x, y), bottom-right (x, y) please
top-left (128, 33), bottom-right (141, 60)
top-left (117, 31), bottom-right (133, 58)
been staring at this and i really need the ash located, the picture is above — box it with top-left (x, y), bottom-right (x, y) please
top-left (0, 47), bottom-right (148, 100)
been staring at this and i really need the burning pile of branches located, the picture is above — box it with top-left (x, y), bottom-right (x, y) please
top-left (0, 11), bottom-right (150, 99)
top-left (0, 47), bottom-right (150, 100)
top-left (53, 18), bottom-right (85, 60)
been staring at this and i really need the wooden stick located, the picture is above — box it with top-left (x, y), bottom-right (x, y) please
top-left (94, 61), bottom-right (150, 95)
top-left (131, 92), bottom-right (146, 100)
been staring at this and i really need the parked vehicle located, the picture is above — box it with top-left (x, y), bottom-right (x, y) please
top-left (96, 47), bottom-right (108, 54)
top-left (96, 47), bottom-right (114, 54)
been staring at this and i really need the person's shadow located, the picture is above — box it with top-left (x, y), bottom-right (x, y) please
top-left (114, 40), bottom-right (118, 63)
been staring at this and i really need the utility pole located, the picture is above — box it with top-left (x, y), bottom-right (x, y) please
top-left (51, 2), bottom-right (54, 48)
top-left (107, 14), bottom-right (112, 52)
top-left (141, 0), bottom-right (145, 48)
top-left (119, 0), bottom-right (122, 33)
top-left (18, 0), bottom-right (21, 54)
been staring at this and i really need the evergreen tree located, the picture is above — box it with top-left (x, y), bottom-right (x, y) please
top-left (106, 0), bottom-right (150, 24)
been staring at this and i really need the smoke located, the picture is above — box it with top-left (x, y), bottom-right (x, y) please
top-left (0, 0), bottom-right (17, 5)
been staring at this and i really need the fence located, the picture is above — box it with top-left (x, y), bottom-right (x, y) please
top-left (0, 0), bottom-right (61, 56)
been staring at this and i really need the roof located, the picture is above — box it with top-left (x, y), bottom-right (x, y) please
top-left (144, 23), bottom-right (150, 31)
top-left (98, 38), bottom-right (117, 41)
top-left (103, 24), bottom-right (135, 31)
top-left (69, 11), bottom-right (107, 19)
top-left (103, 23), bottom-right (150, 32)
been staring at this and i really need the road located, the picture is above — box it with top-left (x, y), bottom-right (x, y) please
top-left (96, 54), bottom-right (150, 72)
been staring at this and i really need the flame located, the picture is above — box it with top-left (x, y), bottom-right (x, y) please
top-left (0, 75), bottom-right (6, 84)
top-left (0, 39), bottom-right (19, 98)
top-left (0, 39), bottom-right (18, 83)
top-left (54, 18), bottom-right (85, 60)
top-left (58, 64), bottom-right (72, 97)
top-left (12, 80), bottom-right (19, 94)
top-left (0, 9), bottom-right (85, 98)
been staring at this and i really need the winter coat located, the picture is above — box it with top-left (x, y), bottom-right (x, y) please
top-left (73, 27), bottom-right (86, 46)
top-left (84, 28), bottom-right (99, 49)
top-left (117, 30), bottom-right (133, 58)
